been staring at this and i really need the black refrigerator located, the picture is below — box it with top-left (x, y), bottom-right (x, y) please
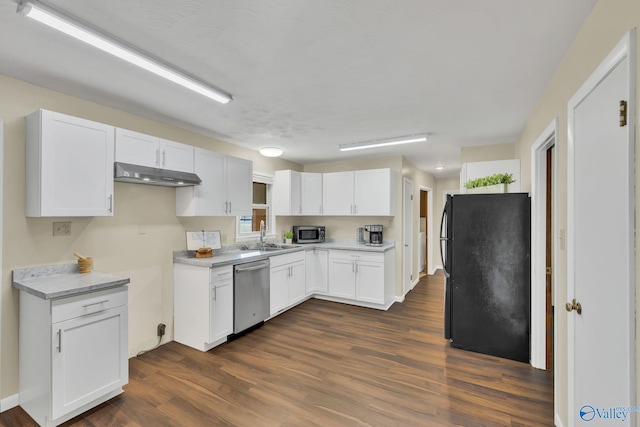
top-left (440, 193), bottom-right (531, 362)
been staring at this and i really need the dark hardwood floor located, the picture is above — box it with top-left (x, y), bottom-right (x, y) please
top-left (1, 272), bottom-right (553, 426)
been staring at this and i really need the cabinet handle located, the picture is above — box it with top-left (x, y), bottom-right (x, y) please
top-left (82, 299), bottom-right (109, 308)
top-left (224, 201), bottom-right (228, 214)
top-left (162, 150), bottom-right (166, 167)
top-left (57, 329), bottom-right (62, 353)
top-left (228, 201), bottom-right (232, 214)
top-left (213, 286), bottom-right (217, 301)
top-left (355, 261), bottom-right (359, 273)
top-left (156, 148), bottom-right (160, 166)
top-left (354, 205), bottom-right (357, 215)
top-left (352, 262), bottom-right (355, 273)
top-left (108, 194), bottom-right (113, 213)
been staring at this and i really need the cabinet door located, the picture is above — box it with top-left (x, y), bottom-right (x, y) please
top-left (354, 169), bottom-right (393, 215)
top-left (51, 305), bottom-right (128, 420)
top-left (30, 110), bottom-right (115, 217)
top-left (270, 265), bottom-right (290, 315)
top-left (322, 171), bottom-right (354, 215)
top-left (226, 155), bottom-right (253, 216)
top-left (300, 172), bottom-right (323, 215)
top-left (288, 261), bottom-right (306, 305)
top-left (355, 261), bottom-right (385, 304)
top-left (210, 280), bottom-right (233, 342)
top-left (274, 170), bottom-right (301, 216)
top-left (177, 148), bottom-right (227, 216)
top-left (114, 128), bottom-right (159, 168)
top-left (160, 139), bottom-right (194, 173)
top-left (306, 249), bottom-right (328, 293)
top-left (328, 257), bottom-right (356, 299)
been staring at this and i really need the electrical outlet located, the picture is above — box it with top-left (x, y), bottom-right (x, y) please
top-left (53, 222), bottom-right (71, 236)
top-left (157, 323), bottom-right (166, 337)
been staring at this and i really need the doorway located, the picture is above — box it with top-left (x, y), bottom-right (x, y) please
top-left (403, 178), bottom-right (413, 296)
top-left (419, 189), bottom-right (430, 277)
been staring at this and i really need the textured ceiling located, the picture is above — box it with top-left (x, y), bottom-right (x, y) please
top-left (0, 0), bottom-right (597, 177)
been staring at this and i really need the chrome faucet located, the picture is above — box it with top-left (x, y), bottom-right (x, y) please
top-left (259, 220), bottom-right (265, 248)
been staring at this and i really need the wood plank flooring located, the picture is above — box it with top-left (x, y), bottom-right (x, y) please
top-left (1, 272), bottom-right (553, 426)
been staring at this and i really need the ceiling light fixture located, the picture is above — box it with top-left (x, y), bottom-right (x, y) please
top-left (338, 134), bottom-right (427, 152)
top-left (259, 147), bottom-right (284, 157)
top-left (16, 0), bottom-right (232, 104)
top-left (436, 165), bottom-right (445, 170)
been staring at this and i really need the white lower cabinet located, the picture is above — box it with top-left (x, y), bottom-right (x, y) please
top-left (269, 252), bottom-right (306, 316)
top-left (328, 250), bottom-right (392, 306)
top-left (174, 264), bottom-right (233, 351)
top-left (19, 286), bottom-right (128, 427)
top-left (305, 249), bottom-right (328, 294)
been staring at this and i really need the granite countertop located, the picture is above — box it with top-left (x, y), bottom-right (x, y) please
top-left (12, 263), bottom-right (130, 300)
top-left (173, 240), bottom-right (395, 268)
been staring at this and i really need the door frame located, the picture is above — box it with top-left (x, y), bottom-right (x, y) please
top-left (567, 30), bottom-right (635, 427)
top-left (530, 118), bottom-right (557, 371)
top-left (403, 177), bottom-right (414, 296)
top-left (530, 119), bottom-right (558, 422)
top-left (419, 185), bottom-right (434, 275)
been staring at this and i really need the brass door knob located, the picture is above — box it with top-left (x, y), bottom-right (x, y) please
top-left (566, 298), bottom-right (582, 315)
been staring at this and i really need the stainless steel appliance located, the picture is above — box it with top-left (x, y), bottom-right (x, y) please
top-left (233, 259), bottom-right (270, 334)
top-left (292, 225), bottom-right (325, 243)
top-left (364, 225), bottom-right (383, 246)
top-left (440, 193), bottom-right (531, 362)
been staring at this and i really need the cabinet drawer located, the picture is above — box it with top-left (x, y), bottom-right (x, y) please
top-left (270, 251), bottom-right (305, 268)
top-left (52, 286), bottom-right (128, 323)
top-left (210, 266), bottom-right (233, 284)
top-left (329, 250), bottom-right (383, 264)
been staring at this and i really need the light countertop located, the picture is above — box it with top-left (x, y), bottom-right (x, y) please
top-left (173, 240), bottom-right (395, 268)
top-left (12, 263), bottom-right (130, 300)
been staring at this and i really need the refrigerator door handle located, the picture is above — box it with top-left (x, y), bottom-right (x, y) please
top-left (439, 203), bottom-right (450, 278)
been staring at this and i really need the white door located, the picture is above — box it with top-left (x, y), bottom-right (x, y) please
top-left (114, 127), bottom-right (158, 168)
top-left (301, 172), bottom-right (323, 215)
top-left (323, 171), bottom-right (354, 215)
top-left (567, 32), bottom-right (635, 426)
top-left (226, 155), bottom-right (253, 216)
top-left (403, 178), bottom-right (413, 295)
top-left (355, 261), bottom-right (384, 304)
top-left (160, 139), bottom-right (194, 173)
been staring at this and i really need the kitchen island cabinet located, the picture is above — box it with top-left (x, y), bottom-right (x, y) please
top-left (13, 265), bottom-right (129, 427)
top-left (174, 263), bottom-right (233, 351)
top-left (25, 109), bottom-right (115, 217)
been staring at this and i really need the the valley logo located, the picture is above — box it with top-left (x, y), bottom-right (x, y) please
top-left (580, 405), bottom-right (639, 422)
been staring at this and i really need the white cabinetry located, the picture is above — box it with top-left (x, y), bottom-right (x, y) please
top-left (176, 148), bottom-right (252, 216)
top-left (300, 172), bottom-right (323, 215)
top-left (115, 128), bottom-right (194, 173)
top-left (174, 264), bottom-right (233, 351)
top-left (327, 250), bottom-right (393, 306)
top-left (323, 169), bottom-right (394, 216)
top-left (305, 249), bottom-right (328, 293)
top-left (269, 252), bottom-right (306, 316)
top-left (19, 286), bottom-right (128, 427)
top-left (25, 109), bottom-right (115, 217)
top-left (274, 170), bottom-right (301, 215)
top-left (274, 171), bottom-right (323, 216)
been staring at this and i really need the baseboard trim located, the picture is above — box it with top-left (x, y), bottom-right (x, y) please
top-left (555, 413), bottom-right (564, 427)
top-left (431, 266), bottom-right (442, 275)
top-left (1, 394), bottom-right (19, 412)
top-left (395, 295), bottom-right (405, 303)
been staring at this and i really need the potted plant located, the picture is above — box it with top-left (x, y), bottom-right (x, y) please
top-left (464, 173), bottom-right (515, 193)
top-left (284, 230), bottom-right (293, 244)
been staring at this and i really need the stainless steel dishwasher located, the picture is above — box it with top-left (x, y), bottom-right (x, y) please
top-left (233, 259), bottom-right (270, 334)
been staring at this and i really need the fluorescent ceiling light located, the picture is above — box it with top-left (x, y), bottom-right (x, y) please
top-left (259, 147), bottom-right (284, 157)
top-left (339, 134), bottom-right (427, 152)
top-left (16, 1), bottom-right (232, 104)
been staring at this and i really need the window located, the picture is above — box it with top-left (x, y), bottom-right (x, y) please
top-left (237, 173), bottom-right (275, 240)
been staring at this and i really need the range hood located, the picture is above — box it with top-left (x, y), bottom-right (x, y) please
top-left (114, 162), bottom-right (202, 187)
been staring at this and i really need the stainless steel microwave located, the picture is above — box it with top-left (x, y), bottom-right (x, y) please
top-left (293, 226), bottom-right (325, 243)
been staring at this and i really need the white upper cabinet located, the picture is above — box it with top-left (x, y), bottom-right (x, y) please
top-left (300, 172), bottom-right (323, 215)
top-left (323, 169), bottom-right (395, 216)
top-left (115, 128), bottom-right (194, 173)
top-left (25, 109), bottom-right (115, 217)
top-left (322, 171), bottom-right (355, 215)
top-left (274, 170), bottom-right (301, 215)
top-left (354, 168), bottom-right (395, 216)
top-left (176, 147), bottom-right (252, 216)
